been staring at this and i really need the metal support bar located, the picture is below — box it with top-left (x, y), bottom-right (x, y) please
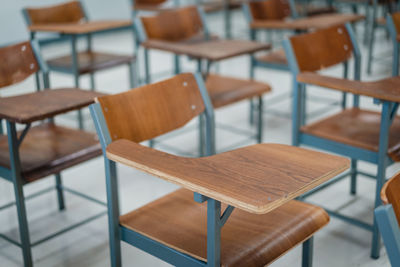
top-left (61, 186), bottom-right (107, 206)
top-left (0, 186), bottom-right (54, 211)
top-left (301, 171), bottom-right (352, 198)
top-left (31, 211), bottom-right (107, 247)
top-left (0, 232), bottom-right (21, 248)
top-left (324, 208), bottom-right (374, 231)
top-left (220, 205), bottom-right (234, 227)
top-left (17, 124), bottom-right (31, 147)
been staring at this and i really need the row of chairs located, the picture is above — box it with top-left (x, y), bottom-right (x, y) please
top-left (2, 0), bottom-right (400, 266)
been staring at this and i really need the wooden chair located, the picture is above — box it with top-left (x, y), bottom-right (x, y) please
top-left (90, 72), bottom-right (351, 267)
top-left (375, 172), bottom-right (400, 266)
top-left (23, 1), bottom-right (136, 129)
top-left (135, 6), bottom-right (271, 155)
top-left (242, 0), bottom-right (351, 123)
top-left (283, 22), bottom-right (400, 259)
top-left (387, 11), bottom-right (400, 76)
top-left (0, 41), bottom-right (105, 267)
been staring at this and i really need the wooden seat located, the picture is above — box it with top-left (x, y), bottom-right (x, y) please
top-left (120, 188), bottom-right (329, 267)
top-left (206, 74), bottom-right (271, 109)
top-left (47, 51), bottom-right (134, 75)
top-left (301, 108), bottom-right (400, 161)
top-left (0, 123), bottom-right (101, 183)
top-left (255, 49), bottom-right (288, 66)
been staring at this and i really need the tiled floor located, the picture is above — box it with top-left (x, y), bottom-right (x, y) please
top-left (0, 8), bottom-right (398, 267)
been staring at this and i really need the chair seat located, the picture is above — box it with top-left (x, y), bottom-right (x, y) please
top-left (0, 123), bottom-right (102, 183)
top-left (301, 108), bottom-right (400, 161)
top-left (255, 49), bottom-right (288, 66)
top-left (206, 74), bottom-right (271, 108)
top-left (120, 188), bottom-right (329, 267)
top-left (47, 51), bottom-right (135, 75)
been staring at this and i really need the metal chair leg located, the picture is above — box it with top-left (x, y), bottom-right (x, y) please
top-left (350, 159), bottom-right (357, 195)
top-left (257, 96), bottom-right (263, 143)
top-left (55, 174), bottom-right (65, 211)
top-left (371, 160), bottom-right (386, 259)
top-left (74, 75), bottom-right (84, 130)
top-left (199, 114), bottom-right (205, 157)
top-left (249, 99), bottom-right (255, 125)
top-left (128, 62), bottom-right (137, 89)
top-left (302, 237), bottom-right (314, 267)
top-left (367, 9), bottom-right (377, 74)
top-left (7, 121), bottom-right (33, 267)
top-left (90, 73), bottom-right (96, 91)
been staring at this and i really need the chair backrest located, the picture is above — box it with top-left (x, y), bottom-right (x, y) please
top-left (139, 6), bottom-right (204, 42)
top-left (134, 0), bottom-right (168, 6)
top-left (0, 41), bottom-right (40, 89)
top-left (391, 11), bottom-right (400, 32)
top-left (248, 0), bottom-right (292, 20)
top-left (284, 24), bottom-right (356, 73)
top-left (92, 73), bottom-right (213, 149)
top-left (23, 1), bottom-right (85, 26)
top-left (376, 173), bottom-right (400, 267)
top-left (381, 173), bottom-right (400, 224)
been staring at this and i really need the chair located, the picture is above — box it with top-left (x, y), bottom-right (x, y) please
top-left (387, 11), bottom-right (400, 76)
top-left (242, 0), bottom-right (349, 123)
top-left (90, 72), bottom-right (352, 267)
top-left (135, 6), bottom-right (271, 155)
top-left (375, 172), bottom-right (400, 267)
top-left (283, 22), bottom-right (400, 258)
top-left (22, 1), bottom-right (136, 129)
top-left (0, 41), bottom-right (105, 267)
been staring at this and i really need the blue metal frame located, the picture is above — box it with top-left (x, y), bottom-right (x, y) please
top-left (375, 204), bottom-right (400, 266)
top-left (284, 22), bottom-right (395, 259)
top-left (90, 72), bottom-right (317, 267)
top-left (90, 73), bottom-right (219, 267)
top-left (0, 41), bottom-right (107, 267)
top-left (23, 0), bottom-right (137, 129)
top-left (387, 13), bottom-right (400, 76)
top-left (243, 0), bottom-right (346, 125)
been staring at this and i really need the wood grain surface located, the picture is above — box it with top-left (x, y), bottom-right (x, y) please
top-left (0, 89), bottom-right (104, 123)
top-left (107, 140), bottom-right (349, 214)
top-left (0, 41), bottom-right (39, 88)
top-left (121, 188), bottom-right (329, 266)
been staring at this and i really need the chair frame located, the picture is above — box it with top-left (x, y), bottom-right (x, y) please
top-left (90, 72), bottom-right (314, 267)
top-left (0, 41), bottom-right (106, 267)
top-left (387, 12), bottom-right (400, 76)
top-left (243, 0), bottom-right (347, 124)
top-left (283, 22), bottom-right (398, 258)
top-left (134, 6), bottom-right (264, 156)
top-left (22, 0), bottom-right (137, 129)
top-left (375, 204), bottom-right (400, 266)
